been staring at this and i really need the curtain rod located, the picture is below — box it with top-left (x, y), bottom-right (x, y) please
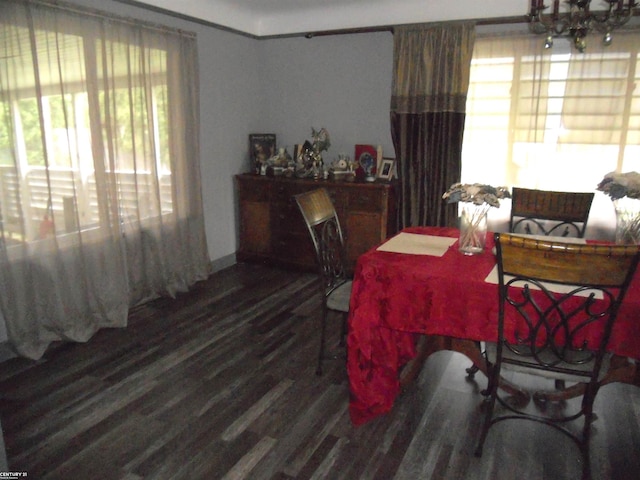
top-left (248, 16), bottom-right (533, 40)
top-left (51, 1), bottom-right (640, 41)
top-left (294, 12), bottom-right (640, 40)
top-left (296, 16), bottom-right (529, 40)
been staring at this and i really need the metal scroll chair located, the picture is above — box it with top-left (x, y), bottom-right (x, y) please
top-left (506, 188), bottom-right (594, 392)
top-left (509, 187), bottom-right (594, 238)
top-left (466, 186), bottom-right (595, 382)
top-left (294, 188), bottom-right (352, 376)
top-left (475, 233), bottom-right (640, 480)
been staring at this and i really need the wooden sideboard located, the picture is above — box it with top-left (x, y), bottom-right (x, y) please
top-left (235, 173), bottom-right (398, 272)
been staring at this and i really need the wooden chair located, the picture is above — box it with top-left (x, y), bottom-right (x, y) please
top-left (509, 187), bottom-right (594, 238)
top-left (294, 188), bottom-right (352, 375)
top-left (475, 233), bottom-right (640, 480)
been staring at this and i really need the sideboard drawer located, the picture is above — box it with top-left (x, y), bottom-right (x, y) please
top-left (235, 174), bottom-right (397, 272)
top-left (271, 231), bottom-right (315, 266)
top-left (348, 188), bottom-right (386, 212)
top-left (272, 203), bottom-right (307, 235)
top-left (237, 176), bottom-right (271, 202)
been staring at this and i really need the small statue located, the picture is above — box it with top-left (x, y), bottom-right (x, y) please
top-left (277, 147), bottom-right (292, 167)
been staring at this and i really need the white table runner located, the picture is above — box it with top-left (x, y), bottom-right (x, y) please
top-left (377, 232), bottom-right (456, 257)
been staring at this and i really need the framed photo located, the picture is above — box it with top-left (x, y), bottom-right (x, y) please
top-left (355, 144), bottom-right (378, 180)
top-left (249, 134), bottom-right (276, 173)
top-left (377, 158), bottom-right (395, 181)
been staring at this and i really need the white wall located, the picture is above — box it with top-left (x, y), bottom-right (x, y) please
top-left (258, 32), bottom-right (395, 167)
top-left (196, 28), bottom-right (266, 268)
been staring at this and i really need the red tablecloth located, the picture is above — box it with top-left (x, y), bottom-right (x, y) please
top-left (346, 227), bottom-right (640, 426)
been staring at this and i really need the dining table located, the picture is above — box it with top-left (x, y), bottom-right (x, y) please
top-left (346, 226), bottom-right (640, 426)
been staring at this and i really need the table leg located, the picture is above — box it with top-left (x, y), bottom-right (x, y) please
top-left (398, 334), bottom-right (528, 402)
top-left (603, 355), bottom-right (640, 388)
top-left (532, 355), bottom-right (640, 403)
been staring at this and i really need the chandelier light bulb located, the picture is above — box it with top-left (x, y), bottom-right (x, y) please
top-left (528, 0), bottom-right (638, 52)
top-left (544, 35), bottom-right (554, 48)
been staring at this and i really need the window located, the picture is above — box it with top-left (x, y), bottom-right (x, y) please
top-left (461, 30), bottom-right (640, 236)
top-left (0, 0), bottom-right (208, 360)
top-left (0, 23), bottom-right (174, 242)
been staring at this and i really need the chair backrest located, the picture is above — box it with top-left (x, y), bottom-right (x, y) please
top-left (294, 188), bottom-right (348, 292)
top-left (494, 232), bottom-right (640, 378)
top-left (509, 187), bottom-right (594, 238)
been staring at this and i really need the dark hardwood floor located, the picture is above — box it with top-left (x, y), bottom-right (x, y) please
top-left (0, 262), bottom-right (638, 479)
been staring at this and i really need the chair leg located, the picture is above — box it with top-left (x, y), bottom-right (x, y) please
top-left (466, 363), bottom-right (480, 377)
top-left (579, 384), bottom-right (598, 480)
top-left (316, 307), bottom-right (328, 376)
top-left (475, 364), bottom-right (500, 457)
top-left (466, 342), bottom-right (484, 378)
top-left (339, 312), bottom-right (348, 347)
top-left (578, 418), bottom-right (593, 480)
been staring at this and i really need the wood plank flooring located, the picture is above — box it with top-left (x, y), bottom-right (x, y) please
top-left (0, 262), bottom-right (639, 479)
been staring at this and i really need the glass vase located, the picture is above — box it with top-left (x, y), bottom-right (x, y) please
top-left (459, 203), bottom-right (489, 255)
top-left (613, 197), bottom-right (640, 245)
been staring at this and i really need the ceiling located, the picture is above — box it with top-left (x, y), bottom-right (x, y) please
top-left (124, 0), bottom-right (529, 37)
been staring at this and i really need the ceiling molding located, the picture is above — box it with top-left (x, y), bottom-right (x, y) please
top-left (108, 0), bottom-right (640, 41)
top-left (112, 0), bottom-right (529, 38)
top-left (111, 0), bottom-right (260, 38)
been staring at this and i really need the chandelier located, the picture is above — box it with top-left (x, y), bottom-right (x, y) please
top-left (528, 0), bottom-right (638, 52)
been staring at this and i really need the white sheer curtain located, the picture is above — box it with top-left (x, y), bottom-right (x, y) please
top-left (462, 29), bottom-right (640, 239)
top-left (0, 0), bottom-right (211, 359)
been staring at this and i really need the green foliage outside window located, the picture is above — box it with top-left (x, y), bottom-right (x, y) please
top-left (17, 98), bottom-right (44, 166)
top-left (155, 85), bottom-right (170, 172)
top-left (0, 101), bottom-right (11, 166)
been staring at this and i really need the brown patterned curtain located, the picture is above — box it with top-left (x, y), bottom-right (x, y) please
top-left (391, 23), bottom-right (475, 228)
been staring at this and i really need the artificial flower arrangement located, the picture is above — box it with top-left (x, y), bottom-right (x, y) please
top-left (596, 171), bottom-right (640, 199)
top-left (443, 182), bottom-right (511, 254)
top-left (597, 171), bottom-right (640, 244)
top-left (442, 182), bottom-right (511, 207)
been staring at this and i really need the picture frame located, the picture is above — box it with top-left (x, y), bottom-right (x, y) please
top-left (355, 144), bottom-right (378, 180)
top-left (377, 158), bottom-right (395, 181)
top-left (249, 134), bottom-right (276, 173)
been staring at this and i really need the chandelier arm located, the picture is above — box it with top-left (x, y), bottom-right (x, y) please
top-left (528, 8), bottom-right (571, 35)
top-left (528, 0), bottom-right (639, 51)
